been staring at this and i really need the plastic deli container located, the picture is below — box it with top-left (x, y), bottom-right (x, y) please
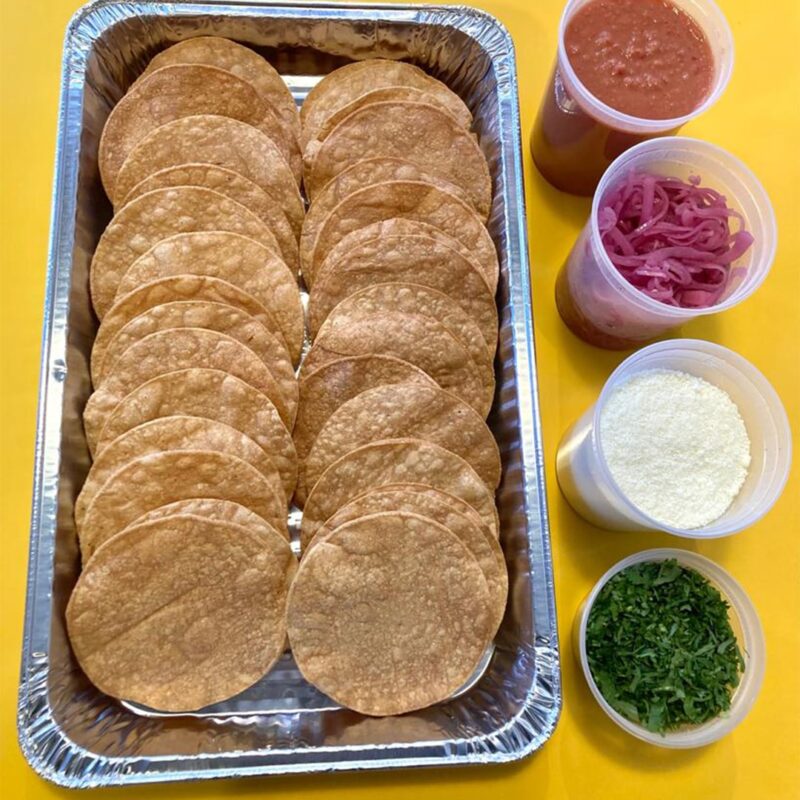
top-left (531, 0), bottom-right (734, 195)
top-left (556, 340), bottom-right (791, 536)
top-left (575, 548), bottom-right (765, 747)
top-left (556, 137), bottom-right (777, 350)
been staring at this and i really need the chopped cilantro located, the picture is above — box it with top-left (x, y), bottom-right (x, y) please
top-left (586, 559), bottom-right (745, 734)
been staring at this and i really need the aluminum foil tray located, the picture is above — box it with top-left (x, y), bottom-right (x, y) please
top-left (17, 0), bottom-right (561, 787)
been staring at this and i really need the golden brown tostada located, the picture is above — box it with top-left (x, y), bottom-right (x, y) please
top-left (114, 232), bottom-right (303, 363)
top-left (94, 368), bottom-right (296, 496)
top-left (305, 101), bottom-right (491, 217)
top-left (118, 166), bottom-right (299, 270)
top-left (113, 116), bottom-right (303, 233)
top-left (300, 59), bottom-right (472, 147)
top-left (89, 187), bottom-right (280, 318)
top-left (78, 450), bottom-right (289, 562)
top-left (287, 510), bottom-right (492, 716)
top-left (67, 514), bottom-right (296, 711)
top-left (75, 415), bottom-right (286, 530)
top-left (301, 438), bottom-right (498, 544)
top-left (83, 328), bottom-right (294, 452)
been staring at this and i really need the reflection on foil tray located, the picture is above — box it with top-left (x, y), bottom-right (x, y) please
top-left (17, 0), bottom-right (561, 787)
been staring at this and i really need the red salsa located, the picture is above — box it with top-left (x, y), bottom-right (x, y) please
top-left (533, 0), bottom-right (716, 195)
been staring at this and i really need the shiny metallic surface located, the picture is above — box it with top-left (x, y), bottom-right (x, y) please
top-left (17, 0), bottom-right (561, 786)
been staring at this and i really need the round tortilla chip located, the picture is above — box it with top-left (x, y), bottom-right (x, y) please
top-left (90, 186), bottom-right (280, 318)
top-left (131, 498), bottom-right (289, 542)
top-left (300, 59), bottom-right (472, 147)
top-left (141, 37), bottom-right (300, 142)
top-left (83, 328), bottom-right (294, 454)
top-left (311, 85), bottom-right (470, 147)
top-left (301, 438), bottom-right (498, 544)
top-left (113, 116), bottom-right (303, 234)
top-left (114, 232), bottom-right (303, 362)
top-left (94, 275), bottom-right (290, 378)
top-left (79, 450), bottom-right (289, 562)
top-left (310, 218), bottom-right (497, 351)
top-left (99, 64), bottom-right (300, 199)
top-left (75, 415), bottom-right (286, 529)
top-left (304, 310), bottom-right (490, 417)
top-left (304, 487), bottom-right (507, 635)
top-left (287, 510), bottom-right (491, 716)
top-left (67, 514), bottom-right (296, 711)
top-left (304, 180), bottom-right (498, 291)
top-left (118, 165), bottom-right (299, 271)
top-left (94, 301), bottom-right (297, 425)
top-left (299, 157), bottom-right (471, 285)
top-left (293, 354), bottom-right (436, 467)
top-left (95, 368), bottom-right (296, 495)
top-left (318, 282), bottom-right (495, 402)
top-left (305, 102), bottom-right (491, 218)
top-left (301, 382), bottom-right (501, 504)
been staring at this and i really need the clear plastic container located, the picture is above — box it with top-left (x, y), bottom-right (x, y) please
top-left (575, 548), bottom-right (765, 748)
top-left (555, 137), bottom-right (777, 349)
top-left (531, 0), bottom-right (734, 195)
top-left (556, 340), bottom-right (791, 536)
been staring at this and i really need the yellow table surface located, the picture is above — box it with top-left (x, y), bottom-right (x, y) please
top-left (1, 0), bottom-right (798, 796)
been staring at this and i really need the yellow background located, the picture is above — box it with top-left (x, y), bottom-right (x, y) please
top-left (1, 0), bottom-right (798, 797)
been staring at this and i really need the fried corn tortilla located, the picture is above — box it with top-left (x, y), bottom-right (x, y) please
top-left (310, 218), bottom-right (497, 350)
top-left (79, 450), bottom-right (289, 562)
top-left (99, 64), bottom-right (300, 198)
top-left (90, 187), bottom-right (280, 318)
top-left (141, 37), bottom-right (300, 141)
top-left (94, 302), bottom-right (297, 424)
top-left (301, 438), bottom-right (498, 543)
top-left (319, 282), bottom-right (495, 403)
top-left (118, 165), bottom-right (299, 271)
top-left (67, 514), bottom-right (296, 711)
top-left (293, 354), bottom-right (437, 471)
top-left (75, 415), bottom-right (286, 530)
top-left (304, 486), bottom-right (507, 635)
top-left (131, 497), bottom-right (289, 542)
top-left (305, 101), bottom-right (491, 217)
top-left (113, 116), bottom-right (303, 233)
top-left (304, 311), bottom-right (490, 417)
top-left (300, 59), bottom-right (472, 147)
top-left (299, 157), bottom-right (472, 284)
top-left (94, 275), bottom-right (290, 380)
top-left (95, 368), bottom-right (296, 495)
top-left (310, 85), bottom-right (470, 146)
top-left (84, 328), bottom-right (294, 453)
top-left (300, 382), bottom-right (500, 504)
top-left (114, 232), bottom-right (303, 362)
top-left (303, 180), bottom-right (498, 290)
top-left (287, 511), bottom-right (491, 716)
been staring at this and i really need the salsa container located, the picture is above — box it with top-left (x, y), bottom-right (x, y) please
top-left (17, 0), bottom-right (561, 787)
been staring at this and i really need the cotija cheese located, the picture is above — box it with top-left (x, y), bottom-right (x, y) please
top-left (599, 369), bottom-right (751, 529)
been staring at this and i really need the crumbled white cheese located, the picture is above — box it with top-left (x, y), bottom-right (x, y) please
top-left (599, 369), bottom-right (751, 529)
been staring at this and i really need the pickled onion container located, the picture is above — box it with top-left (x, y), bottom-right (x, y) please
top-left (556, 137), bottom-right (777, 350)
top-left (556, 340), bottom-right (791, 537)
top-left (532, 0), bottom-right (734, 194)
top-left (574, 548), bottom-right (766, 747)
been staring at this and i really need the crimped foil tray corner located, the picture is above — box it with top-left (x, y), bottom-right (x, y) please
top-left (18, 0), bottom-right (561, 787)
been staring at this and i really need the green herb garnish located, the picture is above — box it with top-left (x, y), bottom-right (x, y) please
top-left (586, 559), bottom-right (745, 734)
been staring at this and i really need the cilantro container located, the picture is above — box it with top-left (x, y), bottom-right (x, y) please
top-left (556, 340), bottom-right (792, 537)
top-left (575, 548), bottom-right (765, 748)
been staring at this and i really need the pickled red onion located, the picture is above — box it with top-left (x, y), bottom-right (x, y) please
top-left (598, 172), bottom-right (754, 308)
